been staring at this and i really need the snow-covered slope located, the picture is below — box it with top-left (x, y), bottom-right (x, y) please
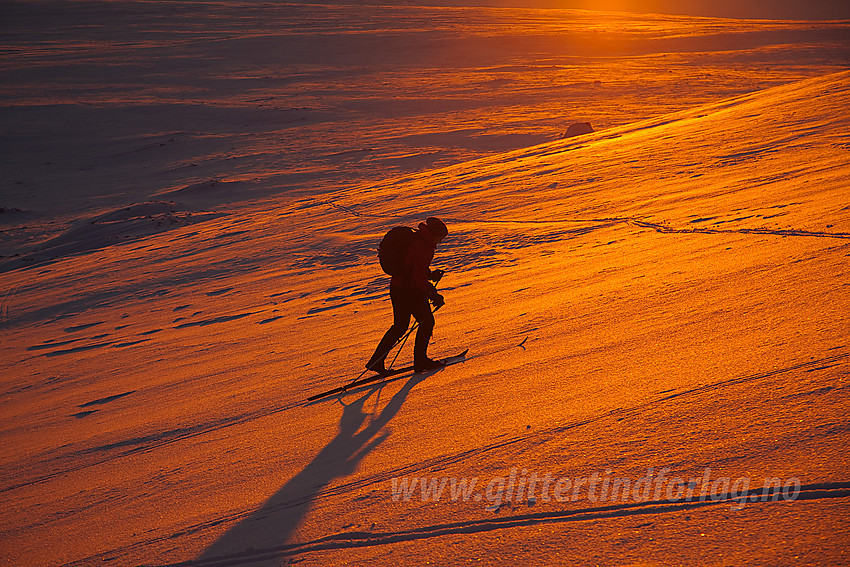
top-left (1, 65), bottom-right (847, 565)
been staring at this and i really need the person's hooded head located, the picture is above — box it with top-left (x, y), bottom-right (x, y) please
top-left (425, 217), bottom-right (448, 243)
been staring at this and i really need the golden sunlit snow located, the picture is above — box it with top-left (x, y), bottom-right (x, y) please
top-left (1, 2), bottom-right (848, 566)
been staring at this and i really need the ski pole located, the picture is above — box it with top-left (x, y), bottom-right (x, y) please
top-left (379, 274), bottom-right (443, 371)
top-left (384, 301), bottom-right (442, 370)
top-left (351, 276), bottom-right (444, 386)
top-left (350, 300), bottom-right (441, 388)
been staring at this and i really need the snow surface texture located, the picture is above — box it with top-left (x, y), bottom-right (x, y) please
top-left (1, 2), bottom-right (849, 566)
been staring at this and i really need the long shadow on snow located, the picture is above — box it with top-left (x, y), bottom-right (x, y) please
top-left (197, 372), bottom-right (429, 563)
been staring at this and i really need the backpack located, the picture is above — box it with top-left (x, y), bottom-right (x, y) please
top-left (378, 226), bottom-right (415, 276)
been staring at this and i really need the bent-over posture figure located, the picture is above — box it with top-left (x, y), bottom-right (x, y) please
top-left (367, 217), bottom-right (448, 374)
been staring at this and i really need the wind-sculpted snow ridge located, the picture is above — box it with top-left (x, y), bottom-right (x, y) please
top-left (0, 201), bottom-right (225, 272)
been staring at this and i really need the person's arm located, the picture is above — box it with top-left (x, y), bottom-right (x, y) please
top-left (407, 239), bottom-right (434, 292)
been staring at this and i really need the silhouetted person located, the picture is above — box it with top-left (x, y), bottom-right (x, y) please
top-left (367, 217), bottom-right (448, 374)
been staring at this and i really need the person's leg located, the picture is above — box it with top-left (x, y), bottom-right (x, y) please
top-left (410, 291), bottom-right (436, 368)
top-left (367, 287), bottom-right (412, 372)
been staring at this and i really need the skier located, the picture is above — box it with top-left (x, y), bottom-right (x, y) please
top-left (367, 217), bottom-right (449, 375)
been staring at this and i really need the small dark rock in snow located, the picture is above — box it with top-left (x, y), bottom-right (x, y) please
top-left (561, 122), bottom-right (594, 138)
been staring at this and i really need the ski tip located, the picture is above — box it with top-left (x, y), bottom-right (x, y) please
top-left (441, 348), bottom-right (468, 362)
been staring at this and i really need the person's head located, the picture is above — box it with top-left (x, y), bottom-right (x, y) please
top-left (426, 217), bottom-right (448, 243)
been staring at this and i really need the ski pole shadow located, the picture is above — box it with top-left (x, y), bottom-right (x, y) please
top-left (197, 372), bottom-right (429, 563)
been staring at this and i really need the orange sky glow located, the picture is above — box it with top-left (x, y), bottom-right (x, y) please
top-left (451, 0), bottom-right (850, 19)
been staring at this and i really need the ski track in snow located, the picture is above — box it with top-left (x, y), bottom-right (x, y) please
top-left (0, 281), bottom-right (21, 325)
top-left (628, 219), bottom-right (850, 240)
top-left (325, 199), bottom-right (850, 240)
top-left (145, 483), bottom-right (850, 567)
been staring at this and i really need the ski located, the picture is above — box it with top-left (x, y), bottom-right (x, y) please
top-left (306, 349), bottom-right (469, 402)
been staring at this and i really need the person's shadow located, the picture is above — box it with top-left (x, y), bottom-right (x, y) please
top-left (197, 372), bottom-right (429, 563)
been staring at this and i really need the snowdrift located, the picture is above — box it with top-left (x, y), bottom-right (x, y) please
top-left (1, 72), bottom-right (848, 566)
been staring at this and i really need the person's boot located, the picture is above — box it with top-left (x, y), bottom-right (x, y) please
top-left (366, 358), bottom-right (391, 376)
top-left (414, 357), bottom-right (445, 373)
top-left (368, 329), bottom-right (403, 376)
